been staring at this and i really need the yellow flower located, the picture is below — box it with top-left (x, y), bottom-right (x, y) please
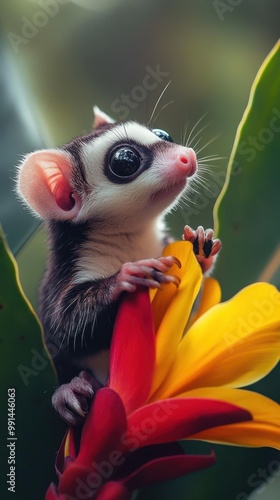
top-left (148, 241), bottom-right (280, 449)
top-left (48, 240), bottom-right (280, 499)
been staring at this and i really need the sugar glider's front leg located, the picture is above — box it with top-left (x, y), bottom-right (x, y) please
top-left (183, 225), bottom-right (222, 273)
top-left (52, 255), bottom-right (181, 426)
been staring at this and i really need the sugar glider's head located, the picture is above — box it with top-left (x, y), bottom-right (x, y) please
top-left (17, 106), bottom-right (197, 226)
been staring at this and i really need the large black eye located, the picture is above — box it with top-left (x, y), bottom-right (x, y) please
top-left (110, 147), bottom-right (141, 177)
top-left (152, 129), bottom-right (173, 142)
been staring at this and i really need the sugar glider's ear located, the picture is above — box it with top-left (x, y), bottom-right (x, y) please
top-left (93, 105), bottom-right (115, 128)
top-left (17, 149), bottom-right (82, 221)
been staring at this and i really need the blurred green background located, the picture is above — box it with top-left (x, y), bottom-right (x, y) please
top-left (0, 0), bottom-right (279, 253)
top-left (0, 1), bottom-right (279, 499)
top-left (0, 0), bottom-right (279, 306)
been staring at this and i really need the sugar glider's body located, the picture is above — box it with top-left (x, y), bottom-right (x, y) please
top-left (39, 217), bottom-right (166, 383)
top-left (17, 107), bottom-right (221, 424)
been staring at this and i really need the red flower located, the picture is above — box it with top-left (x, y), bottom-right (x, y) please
top-left (46, 281), bottom-right (251, 500)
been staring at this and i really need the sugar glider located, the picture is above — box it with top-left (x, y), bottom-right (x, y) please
top-left (17, 106), bottom-right (221, 425)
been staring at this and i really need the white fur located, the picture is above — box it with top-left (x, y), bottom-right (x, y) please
top-left (76, 122), bottom-right (190, 226)
top-left (82, 121), bottom-right (159, 187)
top-left (93, 106), bottom-right (115, 127)
top-left (74, 217), bottom-right (165, 283)
top-left (17, 119), bottom-right (195, 287)
top-left (72, 120), bottom-right (195, 285)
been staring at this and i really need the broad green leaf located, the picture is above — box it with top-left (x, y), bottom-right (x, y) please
top-left (16, 225), bottom-right (47, 310)
top-left (138, 42), bottom-right (280, 500)
top-left (0, 227), bottom-right (65, 498)
top-left (214, 41), bottom-right (280, 299)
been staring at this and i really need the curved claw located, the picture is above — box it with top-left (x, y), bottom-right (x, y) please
top-left (169, 256), bottom-right (182, 269)
top-left (52, 372), bottom-right (96, 426)
top-left (183, 225), bottom-right (197, 243)
top-left (211, 239), bottom-right (222, 256)
top-left (112, 256), bottom-right (182, 300)
top-left (183, 224), bottom-right (222, 273)
top-left (165, 274), bottom-right (181, 287)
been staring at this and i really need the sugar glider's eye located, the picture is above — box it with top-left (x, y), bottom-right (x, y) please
top-left (152, 129), bottom-right (173, 143)
top-left (109, 147), bottom-right (141, 178)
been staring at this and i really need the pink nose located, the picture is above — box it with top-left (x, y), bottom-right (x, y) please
top-left (176, 147), bottom-right (197, 176)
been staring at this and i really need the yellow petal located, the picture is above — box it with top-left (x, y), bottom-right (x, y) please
top-left (182, 387), bottom-right (280, 449)
top-left (150, 241), bottom-right (202, 396)
top-left (153, 283), bottom-right (280, 399)
top-left (149, 287), bottom-right (157, 302)
top-left (64, 431), bottom-right (71, 456)
top-left (151, 242), bottom-right (201, 329)
top-left (188, 277), bottom-right (221, 328)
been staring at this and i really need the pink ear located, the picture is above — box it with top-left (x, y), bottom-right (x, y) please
top-left (93, 105), bottom-right (115, 128)
top-left (17, 150), bottom-right (82, 221)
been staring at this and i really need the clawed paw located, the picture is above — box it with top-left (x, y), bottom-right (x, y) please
top-left (114, 256), bottom-right (181, 297)
top-left (52, 371), bottom-right (99, 426)
top-left (183, 225), bottom-right (222, 273)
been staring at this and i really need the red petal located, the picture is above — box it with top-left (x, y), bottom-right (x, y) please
top-left (59, 463), bottom-right (131, 499)
top-left (77, 388), bottom-right (127, 466)
top-left (59, 463), bottom-right (99, 498)
top-left (58, 389), bottom-right (128, 496)
top-left (113, 441), bottom-right (211, 479)
top-left (56, 428), bottom-right (79, 476)
top-left (109, 288), bottom-right (155, 414)
top-left (95, 481), bottom-right (132, 500)
top-left (127, 398), bottom-right (252, 447)
top-left (124, 451), bottom-right (215, 489)
top-left (45, 483), bottom-right (64, 500)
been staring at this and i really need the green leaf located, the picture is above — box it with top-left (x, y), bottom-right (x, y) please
top-left (0, 227), bottom-right (65, 498)
top-left (16, 225), bottom-right (48, 310)
top-left (138, 42), bottom-right (280, 500)
top-left (214, 41), bottom-right (280, 299)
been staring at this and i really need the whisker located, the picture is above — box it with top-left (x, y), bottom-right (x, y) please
top-left (182, 119), bottom-right (189, 146)
top-left (190, 135), bottom-right (205, 151)
top-left (198, 166), bottom-right (221, 174)
top-left (197, 161), bottom-right (223, 174)
top-left (147, 80), bottom-right (171, 126)
top-left (192, 176), bottom-right (212, 191)
top-left (107, 127), bottom-right (129, 143)
top-left (120, 120), bottom-right (128, 141)
top-left (195, 134), bottom-right (221, 155)
top-left (187, 123), bottom-right (209, 148)
top-left (153, 100), bottom-right (174, 124)
top-left (185, 113), bottom-right (208, 147)
top-left (187, 184), bottom-right (202, 196)
top-left (198, 154), bottom-right (225, 162)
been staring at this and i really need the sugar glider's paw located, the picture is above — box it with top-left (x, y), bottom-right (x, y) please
top-left (110, 256), bottom-right (181, 300)
top-left (183, 225), bottom-right (222, 273)
top-left (52, 371), bottom-right (100, 426)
